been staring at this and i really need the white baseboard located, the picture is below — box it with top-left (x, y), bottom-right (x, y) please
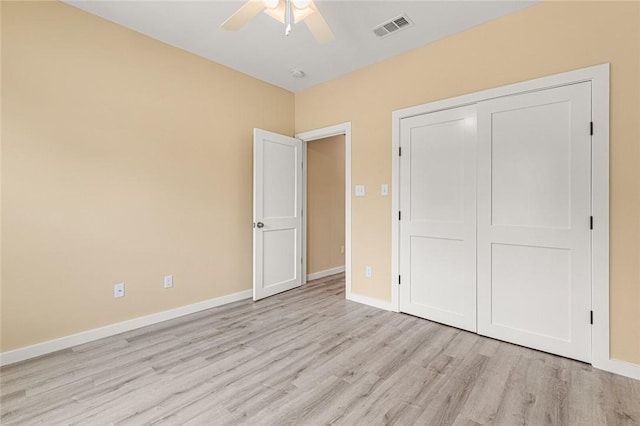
top-left (346, 292), bottom-right (395, 312)
top-left (347, 293), bottom-right (639, 380)
top-left (307, 266), bottom-right (345, 281)
top-left (4, 285), bottom-right (638, 381)
top-left (0, 289), bottom-right (252, 367)
top-left (594, 357), bottom-right (640, 380)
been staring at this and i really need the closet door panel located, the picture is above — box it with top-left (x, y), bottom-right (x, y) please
top-left (477, 82), bottom-right (592, 362)
top-left (399, 105), bottom-right (477, 332)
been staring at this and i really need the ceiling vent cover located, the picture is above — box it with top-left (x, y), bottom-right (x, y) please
top-left (372, 14), bottom-right (413, 38)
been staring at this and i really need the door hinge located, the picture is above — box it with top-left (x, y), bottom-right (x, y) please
top-left (398, 275), bottom-right (401, 285)
top-left (399, 147), bottom-right (402, 156)
top-left (398, 211), bottom-right (401, 220)
top-left (590, 310), bottom-right (594, 325)
top-left (590, 122), bottom-right (594, 136)
top-left (590, 216), bottom-right (593, 230)
top-left (301, 257), bottom-right (303, 264)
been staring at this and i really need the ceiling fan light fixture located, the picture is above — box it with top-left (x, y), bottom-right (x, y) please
top-left (264, 1), bottom-right (314, 24)
top-left (222, 0), bottom-right (333, 43)
top-left (263, 0), bottom-right (279, 9)
top-left (292, 0), bottom-right (311, 10)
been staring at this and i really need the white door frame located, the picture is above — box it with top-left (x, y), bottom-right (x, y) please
top-left (296, 122), bottom-right (352, 299)
top-left (392, 64), bottom-right (635, 380)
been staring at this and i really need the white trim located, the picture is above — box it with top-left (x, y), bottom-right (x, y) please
top-left (392, 64), bottom-right (610, 121)
top-left (301, 141), bottom-right (308, 284)
top-left (391, 112), bottom-right (401, 313)
top-left (597, 358), bottom-right (640, 380)
top-left (0, 289), bottom-right (252, 366)
top-left (307, 266), bottom-right (346, 281)
top-left (391, 64), bottom-right (637, 379)
top-left (296, 122), bottom-right (353, 301)
top-left (588, 65), bottom-right (613, 375)
top-left (347, 293), bottom-right (395, 312)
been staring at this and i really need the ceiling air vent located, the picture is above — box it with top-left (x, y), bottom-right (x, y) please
top-left (372, 14), bottom-right (413, 38)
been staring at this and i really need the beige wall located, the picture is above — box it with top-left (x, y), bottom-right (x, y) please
top-left (1, 1), bottom-right (294, 352)
top-left (306, 135), bottom-right (345, 275)
top-left (295, 1), bottom-right (640, 364)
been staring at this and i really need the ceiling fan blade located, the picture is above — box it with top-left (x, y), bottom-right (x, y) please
top-left (221, 0), bottom-right (266, 31)
top-left (304, 1), bottom-right (334, 44)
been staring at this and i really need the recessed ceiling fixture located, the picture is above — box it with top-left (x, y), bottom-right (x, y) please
top-left (290, 69), bottom-right (306, 78)
top-left (221, 0), bottom-right (334, 43)
top-left (372, 14), bottom-right (414, 39)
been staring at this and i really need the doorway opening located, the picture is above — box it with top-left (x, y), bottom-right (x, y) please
top-left (298, 123), bottom-right (352, 298)
top-left (305, 135), bottom-right (346, 282)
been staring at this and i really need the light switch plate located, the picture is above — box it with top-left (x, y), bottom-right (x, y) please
top-left (355, 185), bottom-right (365, 196)
top-left (381, 184), bottom-right (389, 196)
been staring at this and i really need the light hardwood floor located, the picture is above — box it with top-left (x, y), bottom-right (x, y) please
top-left (1, 273), bottom-right (639, 425)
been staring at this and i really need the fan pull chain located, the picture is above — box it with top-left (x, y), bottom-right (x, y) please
top-left (285, 0), bottom-right (292, 36)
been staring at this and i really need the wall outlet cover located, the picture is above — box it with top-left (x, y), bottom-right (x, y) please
top-left (164, 275), bottom-right (173, 289)
top-left (114, 283), bottom-right (125, 298)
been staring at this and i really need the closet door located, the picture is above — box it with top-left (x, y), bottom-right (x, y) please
top-left (399, 105), bottom-right (477, 332)
top-left (477, 83), bottom-right (592, 362)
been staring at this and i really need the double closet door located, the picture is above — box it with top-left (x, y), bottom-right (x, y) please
top-left (399, 82), bottom-right (592, 362)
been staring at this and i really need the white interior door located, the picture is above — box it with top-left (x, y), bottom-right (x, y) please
top-left (399, 105), bottom-right (477, 332)
top-left (477, 82), bottom-right (592, 362)
top-left (253, 129), bottom-right (303, 301)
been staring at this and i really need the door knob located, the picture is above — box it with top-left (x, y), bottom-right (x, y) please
top-left (256, 222), bottom-right (264, 228)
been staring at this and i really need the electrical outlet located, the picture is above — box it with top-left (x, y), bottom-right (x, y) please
top-left (164, 275), bottom-right (173, 289)
top-left (114, 282), bottom-right (125, 298)
top-left (365, 266), bottom-right (372, 278)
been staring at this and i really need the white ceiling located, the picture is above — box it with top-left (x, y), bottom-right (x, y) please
top-left (64, 0), bottom-right (538, 92)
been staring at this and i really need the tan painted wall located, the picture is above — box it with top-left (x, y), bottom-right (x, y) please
top-left (295, 1), bottom-right (640, 364)
top-left (1, 1), bottom-right (294, 352)
top-left (306, 135), bottom-right (345, 275)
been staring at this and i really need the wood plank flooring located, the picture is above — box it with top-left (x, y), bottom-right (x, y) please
top-left (1, 273), bottom-right (639, 425)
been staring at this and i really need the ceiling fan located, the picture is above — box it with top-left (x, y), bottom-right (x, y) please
top-left (221, 0), bottom-right (334, 44)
